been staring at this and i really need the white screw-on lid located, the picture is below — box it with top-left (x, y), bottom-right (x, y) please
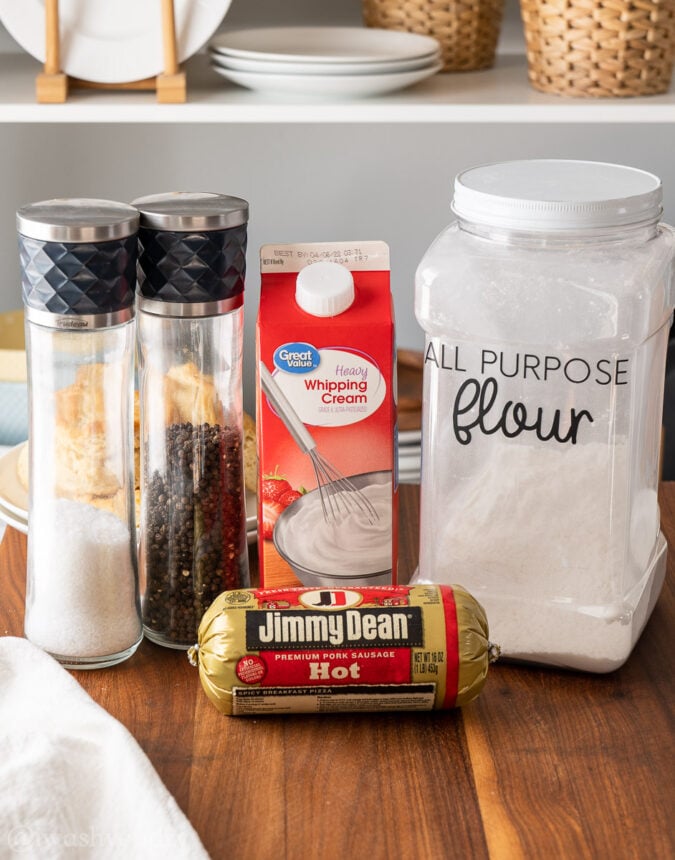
top-left (295, 261), bottom-right (355, 317)
top-left (452, 160), bottom-right (663, 232)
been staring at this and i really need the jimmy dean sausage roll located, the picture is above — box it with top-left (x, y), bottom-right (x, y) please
top-left (189, 585), bottom-right (498, 716)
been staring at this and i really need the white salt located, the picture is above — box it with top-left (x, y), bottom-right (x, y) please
top-left (25, 499), bottom-right (141, 660)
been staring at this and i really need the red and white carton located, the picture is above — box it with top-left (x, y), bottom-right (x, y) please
top-left (256, 241), bottom-right (397, 588)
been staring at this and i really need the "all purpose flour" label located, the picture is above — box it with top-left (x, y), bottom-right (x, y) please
top-left (424, 340), bottom-right (630, 447)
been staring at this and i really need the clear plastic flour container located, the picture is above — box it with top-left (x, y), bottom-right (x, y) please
top-left (413, 160), bottom-right (675, 672)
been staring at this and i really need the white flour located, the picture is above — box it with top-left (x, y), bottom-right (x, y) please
top-left (415, 441), bottom-right (661, 670)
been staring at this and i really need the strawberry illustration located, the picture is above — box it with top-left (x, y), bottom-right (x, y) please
top-left (261, 469), bottom-right (292, 503)
top-left (261, 499), bottom-right (285, 541)
top-left (278, 489), bottom-right (302, 507)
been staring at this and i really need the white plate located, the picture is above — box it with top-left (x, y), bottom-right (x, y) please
top-left (399, 463), bottom-right (421, 474)
top-left (0, 442), bottom-right (27, 517)
top-left (210, 27), bottom-right (440, 63)
top-left (0, 0), bottom-right (232, 84)
top-left (0, 500), bottom-right (27, 535)
top-left (209, 50), bottom-right (440, 77)
top-left (398, 473), bottom-right (420, 485)
top-left (0, 505), bottom-right (255, 544)
top-left (399, 463), bottom-right (421, 475)
top-left (399, 437), bottom-right (421, 449)
top-left (399, 450), bottom-right (421, 465)
top-left (398, 429), bottom-right (422, 445)
top-left (212, 62), bottom-right (442, 98)
top-left (399, 449), bottom-right (421, 462)
top-left (0, 442), bottom-right (257, 533)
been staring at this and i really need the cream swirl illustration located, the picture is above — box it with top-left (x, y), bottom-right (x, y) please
top-left (277, 480), bottom-right (392, 576)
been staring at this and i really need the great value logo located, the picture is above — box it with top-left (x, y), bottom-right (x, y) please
top-left (274, 342), bottom-right (320, 374)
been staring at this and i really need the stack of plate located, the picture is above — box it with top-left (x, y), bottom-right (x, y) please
top-left (0, 443), bottom-right (28, 535)
top-left (397, 349), bottom-right (423, 484)
top-left (399, 428), bottom-right (422, 484)
top-left (208, 27), bottom-right (442, 97)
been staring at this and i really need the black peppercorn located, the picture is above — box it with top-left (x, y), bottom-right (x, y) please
top-left (142, 422), bottom-right (248, 646)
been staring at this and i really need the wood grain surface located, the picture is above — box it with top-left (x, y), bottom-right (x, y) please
top-left (1, 484), bottom-right (673, 860)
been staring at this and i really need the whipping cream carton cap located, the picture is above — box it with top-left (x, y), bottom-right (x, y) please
top-left (295, 261), bottom-right (355, 317)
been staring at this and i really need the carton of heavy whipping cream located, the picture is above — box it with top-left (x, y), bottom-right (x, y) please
top-left (256, 241), bottom-right (397, 588)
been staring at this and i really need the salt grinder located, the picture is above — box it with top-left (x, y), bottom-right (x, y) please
top-left (18, 198), bottom-right (142, 669)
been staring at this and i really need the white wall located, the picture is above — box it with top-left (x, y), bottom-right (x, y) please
top-left (2, 123), bottom-right (672, 410)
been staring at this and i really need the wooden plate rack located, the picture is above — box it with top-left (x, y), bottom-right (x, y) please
top-left (36, 0), bottom-right (186, 104)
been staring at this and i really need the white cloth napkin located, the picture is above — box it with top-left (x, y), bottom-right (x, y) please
top-left (0, 637), bottom-right (209, 860)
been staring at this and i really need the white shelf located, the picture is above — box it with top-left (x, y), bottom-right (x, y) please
top-left (0, 52), bottom-right (673, 123)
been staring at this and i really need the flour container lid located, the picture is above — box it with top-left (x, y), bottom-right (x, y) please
top-left (452, 160), bottom-right (663, 232)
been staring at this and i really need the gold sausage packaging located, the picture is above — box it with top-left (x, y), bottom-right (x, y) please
top-left (189, 585), bottom-right (497, 715)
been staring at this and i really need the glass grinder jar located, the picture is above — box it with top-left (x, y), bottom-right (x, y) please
top-left (134, 192), bottom-right (250, 649)
top-left (18, 198), bottom-right (142, 669)
top-left (414, 160), bottom-right (675, 672)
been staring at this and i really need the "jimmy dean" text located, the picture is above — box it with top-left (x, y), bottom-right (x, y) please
top-left (247, 608), bottom-right (422, 649)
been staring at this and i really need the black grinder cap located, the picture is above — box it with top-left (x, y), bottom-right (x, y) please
top-left (17, 198), bottom-right (139, 328)
top-left (133, 192), bottom-right (249, 317)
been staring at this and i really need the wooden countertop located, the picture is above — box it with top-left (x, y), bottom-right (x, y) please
top-left (1, 484), bottom-right (673, 860)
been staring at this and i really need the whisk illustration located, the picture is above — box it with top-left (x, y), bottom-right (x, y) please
top-left (260, 362), bottom-right (379, 523)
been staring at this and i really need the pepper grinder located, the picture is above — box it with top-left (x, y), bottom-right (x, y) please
top-left (134, 191), bottom-right (250, 649)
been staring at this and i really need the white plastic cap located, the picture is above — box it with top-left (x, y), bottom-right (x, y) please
top-left (295, 261), bottom-right (355, 317)
top-left (452, 160), bottom-right (662, 232)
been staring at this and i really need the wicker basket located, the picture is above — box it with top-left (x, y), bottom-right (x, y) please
top-left (363, 0), bottom-right (505, 71)
top-left (520, 0), bottom-right (675, 97)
